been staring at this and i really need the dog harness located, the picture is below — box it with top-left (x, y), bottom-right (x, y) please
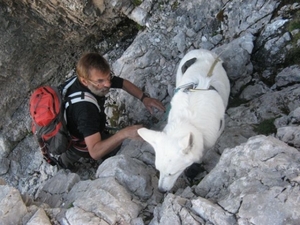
top-left (176, 53), bottom-right (221, 93)
top-left (175, 82), bottom-right (218, 94)
top-left (174, 55), bottom-right (223, 131)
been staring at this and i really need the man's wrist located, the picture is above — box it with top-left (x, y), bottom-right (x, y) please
top-left (140, 92), bottom-right (150, 102)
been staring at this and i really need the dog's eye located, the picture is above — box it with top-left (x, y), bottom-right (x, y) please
top-left (168, 171), bottom-right (181, 177)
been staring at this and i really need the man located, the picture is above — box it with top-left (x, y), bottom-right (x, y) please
top-left (58, 52), bottom-right (165, 170)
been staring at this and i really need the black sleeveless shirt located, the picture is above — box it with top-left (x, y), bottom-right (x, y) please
top-left (66, 77), bottom-right (123, 140)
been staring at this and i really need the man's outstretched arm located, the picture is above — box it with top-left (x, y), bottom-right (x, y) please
top-left (85, 124), bottom-right (143, 160)
top-left (122, 79), bottom-right (166, 114)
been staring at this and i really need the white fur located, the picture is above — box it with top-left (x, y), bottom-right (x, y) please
top-left (138, 49), bottom-right (230, 192)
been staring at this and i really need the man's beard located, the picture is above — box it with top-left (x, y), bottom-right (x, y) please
top-left (87, 84), bottom-right (110, 97)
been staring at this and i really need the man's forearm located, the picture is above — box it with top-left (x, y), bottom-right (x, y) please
top-left (86, 125), bottom-right (142, 160)
top-left (122, 79), bottom-right (144, 100)
top-left (85, 132), bottom-right (125, 160)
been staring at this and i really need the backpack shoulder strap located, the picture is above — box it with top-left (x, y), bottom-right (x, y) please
top-left (66, 91), bottom-right (100, 111)
top-left (61, 77), bottom-right (77, 97)
top-left (64, 91), bottom-right (100, 124)
top-left (60, 77), bottom-right (100, 122)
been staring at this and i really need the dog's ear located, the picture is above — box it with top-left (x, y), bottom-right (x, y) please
top-left (180, 133), bottom-right (193, 154)
top-left (138, 128), bottom-right (163, 148)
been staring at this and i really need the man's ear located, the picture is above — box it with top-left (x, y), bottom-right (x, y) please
top-left (180, 133), bottom-right (193, 154)
top-left (138, 128), bottom-right (163, 149)
top-left (79, 77), bottom-right (88, 87)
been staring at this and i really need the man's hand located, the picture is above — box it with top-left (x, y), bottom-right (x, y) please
top-left (143, 97), bottom-right (166, 114)
top-left (121, 79), bottom-right (166, 114)
top-left (121, 124), bottom-right (143, 140)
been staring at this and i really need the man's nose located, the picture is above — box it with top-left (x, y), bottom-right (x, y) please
top-left (104, 79), bottom-right (111, 87)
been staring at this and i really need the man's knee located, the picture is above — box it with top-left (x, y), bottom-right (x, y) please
top-left (58, 149), bottom-right (81, 170)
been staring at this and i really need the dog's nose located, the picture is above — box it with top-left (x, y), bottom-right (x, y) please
top-left (158, 187), bottom-right (167, 193)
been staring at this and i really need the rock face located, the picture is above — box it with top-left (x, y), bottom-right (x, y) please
top-left (0, 0), bottom-right (300, 224)
top-left (0, 0), bottom-right (139, 151)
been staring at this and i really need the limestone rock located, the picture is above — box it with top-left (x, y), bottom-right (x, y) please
top-left (0, 185), bottom-right (28, 224)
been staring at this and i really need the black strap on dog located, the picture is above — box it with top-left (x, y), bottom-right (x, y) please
top-left (181, 57), bottom-right (197, 74)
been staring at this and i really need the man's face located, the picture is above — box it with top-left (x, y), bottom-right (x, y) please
top-left (82, 68), bottom-right (112, 97)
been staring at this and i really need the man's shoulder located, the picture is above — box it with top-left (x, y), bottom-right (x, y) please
top-left (67, 77), bottom-right (90, 95)
top-left (70, 100), bottom-right (100, 114)
top-left (111, 76), bottom-right (123, 89)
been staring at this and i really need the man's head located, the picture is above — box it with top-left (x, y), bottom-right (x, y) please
top-left (76, 52), bottom-right (113, 96)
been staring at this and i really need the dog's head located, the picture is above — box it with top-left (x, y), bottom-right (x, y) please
top-left (138, 127), bottom-right (197, 192)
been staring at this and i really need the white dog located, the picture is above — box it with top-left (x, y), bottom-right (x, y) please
top-left (138, 49), bottom-right (230, 192)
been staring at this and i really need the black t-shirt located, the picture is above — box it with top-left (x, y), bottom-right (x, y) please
top-left (66, 76), bottom-right (123, 140)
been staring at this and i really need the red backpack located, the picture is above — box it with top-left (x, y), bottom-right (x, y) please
top-left (29, 77), bottom-right (100, 165)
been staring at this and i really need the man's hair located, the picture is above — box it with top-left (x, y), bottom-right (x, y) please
top-left (76, 52), bottom-right (110, 79)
